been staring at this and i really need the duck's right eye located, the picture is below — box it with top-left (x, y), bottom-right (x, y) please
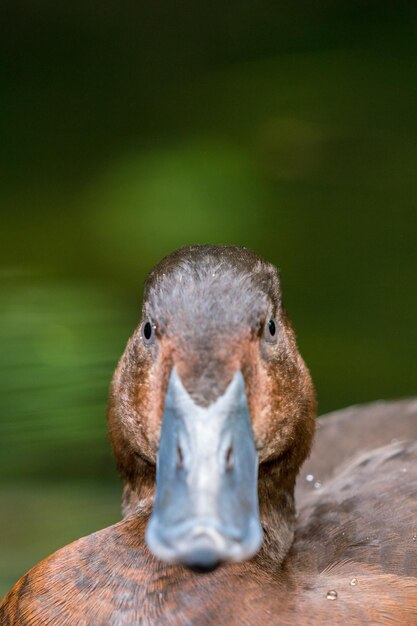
top-left (264, 317), bottom-right (278, 344)
top-left (142, 321), bottom-right (153, 342)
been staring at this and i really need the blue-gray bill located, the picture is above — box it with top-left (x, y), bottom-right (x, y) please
top-left (146, 367), bottom-right (262, 572)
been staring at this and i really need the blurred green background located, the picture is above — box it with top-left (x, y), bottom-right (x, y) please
top-left (1, 0), bottom-right (416, 597)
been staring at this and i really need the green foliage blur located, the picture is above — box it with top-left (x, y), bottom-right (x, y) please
top-left (1, 0), bottom-right (416, 596)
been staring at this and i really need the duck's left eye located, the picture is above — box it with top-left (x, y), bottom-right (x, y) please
top-left (142, 321), bottom-right (153, 342)
top-left (264, 318), bottom-right (277, 343)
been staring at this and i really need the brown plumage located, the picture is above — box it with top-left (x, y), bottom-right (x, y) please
top-left (1, 245), bottom-right (416, 625)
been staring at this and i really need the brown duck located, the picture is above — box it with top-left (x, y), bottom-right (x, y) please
top-left (1, 245), bottom-right (417, 625)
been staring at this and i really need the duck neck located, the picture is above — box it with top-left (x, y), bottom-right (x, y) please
top-left (120, 456), bottom-right (156, 519)
top-left (255, 458), bottom-right (297, 569)
top-left (121, 454), bottom-right (297, 570)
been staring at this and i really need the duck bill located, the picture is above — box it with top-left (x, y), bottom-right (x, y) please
top-left (146, 367), bottom-right (262, 572)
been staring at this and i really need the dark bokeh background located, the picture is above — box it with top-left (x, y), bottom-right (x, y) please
top-left (1, 0), bottom-right (416, 596)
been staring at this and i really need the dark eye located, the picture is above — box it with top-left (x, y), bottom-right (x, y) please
top-left (142, 321), bottom-right (153, 342)
top-left (264, 318), bottom-right (277, 343)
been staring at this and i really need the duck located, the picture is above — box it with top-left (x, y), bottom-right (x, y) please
top-left (1, 244), bottom-right (417, 626)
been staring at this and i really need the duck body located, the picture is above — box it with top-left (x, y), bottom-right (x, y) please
top-left (1, 246), bottom-right (416, 625)
top-left (3, 409), bottom-right (417, 626)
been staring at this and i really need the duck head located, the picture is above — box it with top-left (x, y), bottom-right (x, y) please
top-left (108, 245), bottom-right (316, 571)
